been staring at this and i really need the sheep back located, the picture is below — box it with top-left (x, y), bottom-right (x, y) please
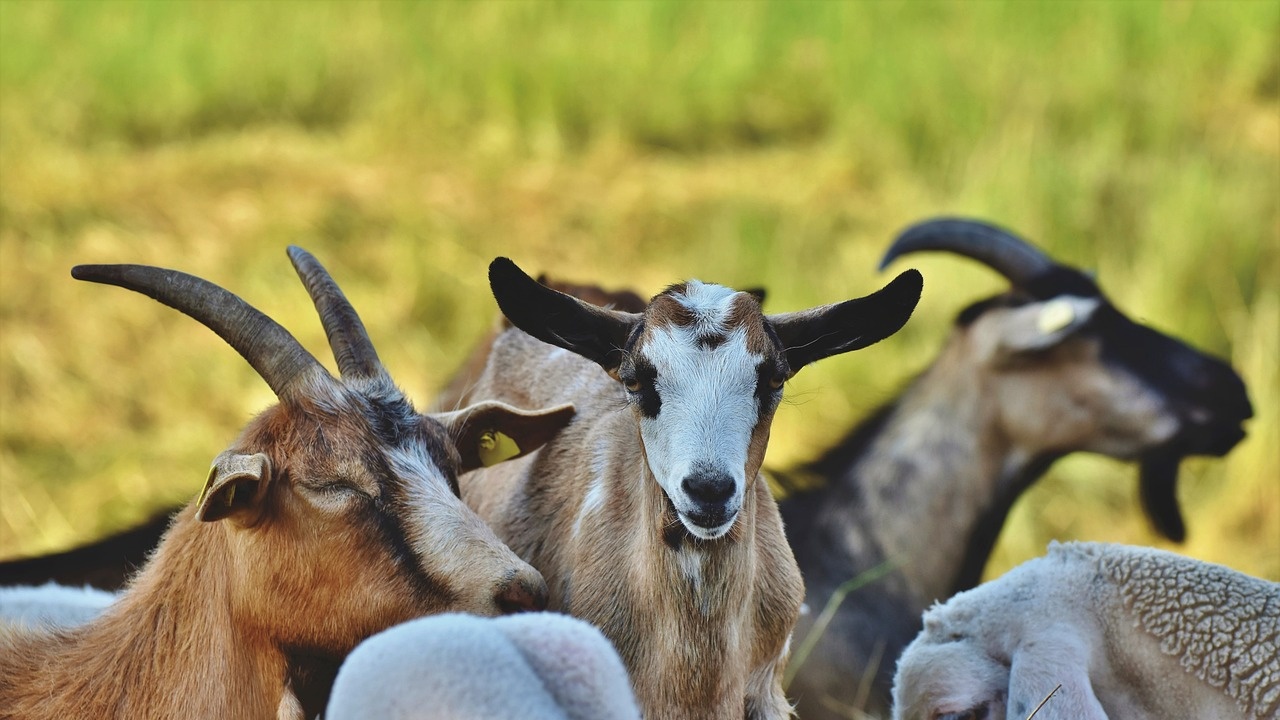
top-left (1096, 543), bottom-right (1280, 719)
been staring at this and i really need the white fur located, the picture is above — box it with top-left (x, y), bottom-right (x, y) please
top-left (0, 582), bottom-right (116, 630)
top-left (892, 542), bottom-right (1279, 720)
top-left (390, 445), bottom-right (520, 584)
top-left (639, 315), bottom-right (761, 539)
top-left (327, 612), bottom-right (641, 720)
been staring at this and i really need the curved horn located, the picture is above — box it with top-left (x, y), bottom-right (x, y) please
top-left (879, 217), bottom-right (1056, 288)
top-left (286, 246), bottom-right (386, 380)
top-left (71, 264), bottom-right (328, 399)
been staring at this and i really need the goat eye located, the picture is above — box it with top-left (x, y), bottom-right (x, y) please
top-left (623, 377), bottom-right (642, 393)
top-left (769, 373), bottom-right (786, 390)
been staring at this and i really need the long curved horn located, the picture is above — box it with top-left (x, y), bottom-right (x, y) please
top-left (71, 264), bottom-right (328, 399)
top-left (286, 246), bottom-right (386, 381)
top-left (879, 217), bottom-right (1056, 288)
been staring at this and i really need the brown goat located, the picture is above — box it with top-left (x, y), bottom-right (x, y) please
top-left (0, 249), bottom-right (573, 720)
top-left (458, 258), bottom-right (922, 719)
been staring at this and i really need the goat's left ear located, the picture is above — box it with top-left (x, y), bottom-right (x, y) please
top-left (196, 451), bottom-right (272, 525)
top-left (490, 258), bottom-right (639, 373)
top-left (991, 295), bottom-right (1102, 357)
top-left (768, 269), bottom-right (922, 373)
top-left (435, 402), bottom-right (577, 473)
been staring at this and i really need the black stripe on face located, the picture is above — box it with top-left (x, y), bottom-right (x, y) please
top-left (756, 323), bottom-right (788, 413)
top-left (755, 359), bottom-right (784, 414)
top-left (367, 452), bottom-right (459, 609)
top-left (621, 354), bottom-right (662, 419)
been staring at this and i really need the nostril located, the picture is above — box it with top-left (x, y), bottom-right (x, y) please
top-left (681, 472), bottom-right (735, 505)
top-left (496, 574), bottom-right (549, 614)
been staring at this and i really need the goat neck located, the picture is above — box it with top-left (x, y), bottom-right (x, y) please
top-left (0, 508), bottom-right (286, 719)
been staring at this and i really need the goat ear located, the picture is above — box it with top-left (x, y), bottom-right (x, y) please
top-left (489, 258), bottom-right (640, 373)
top-left (1006, 638), bottom-right (1108, 720)
top-left (743, 287), bottom-right (767, 304)
top-left (768, 269), bottom-right (922, 373)
top-left (196, 452), bottom-right (272, 524)
top-left (435, 402), bottom-right (577, 473)
top-left (992, 296), bottom-right (1101, 357)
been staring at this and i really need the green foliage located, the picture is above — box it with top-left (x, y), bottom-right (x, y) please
top-left (1, 0), bottom-right (1276, 583)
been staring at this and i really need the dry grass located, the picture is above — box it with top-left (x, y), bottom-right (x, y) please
top-left (1, 1), bottom-right (1276, 588)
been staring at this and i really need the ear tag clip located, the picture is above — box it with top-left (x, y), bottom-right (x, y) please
top-left (1037, 299), bottom-right (1076, 335)
top-left (478, 430), bottom-right (521, 467)
top-left (197, 464), bottom-right (217, 507)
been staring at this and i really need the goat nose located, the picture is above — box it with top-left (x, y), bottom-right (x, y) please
top-left (496, 573), bottom-right (549, 614)
top-left (681, 471), bottom-right (735, 506)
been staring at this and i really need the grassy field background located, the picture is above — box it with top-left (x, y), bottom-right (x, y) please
top-left (1, 0), bottom-right (1276, 589)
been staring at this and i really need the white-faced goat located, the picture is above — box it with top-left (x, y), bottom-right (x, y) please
top-left (459, 258), bottom-right (922, 719)
top-left (892, 541), bottom-right (1279, 720)
top-left (0, 249), bottom-right (575, 720)
top-left (779, 218), bottom-right (1254, 719)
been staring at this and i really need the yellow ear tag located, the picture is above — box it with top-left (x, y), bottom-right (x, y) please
top-left (197, 465), bottom-right (217, 507)
top-left (478, 430), bottom-right (521, 467)
top-left (1037, 299), bottom-right (1075, 335)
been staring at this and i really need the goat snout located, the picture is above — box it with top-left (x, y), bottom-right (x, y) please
top-left (681, 470), bottom-right (735, 507)
top-left (495, 572), bottom-right (549, 614)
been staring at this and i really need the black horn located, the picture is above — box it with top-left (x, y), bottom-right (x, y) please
top-left (880, 217), bottom-right (1057, 288)
top-left (287, 246), bottom-right (386, 381)
top-left (71, 264), bottom-right (328, 399)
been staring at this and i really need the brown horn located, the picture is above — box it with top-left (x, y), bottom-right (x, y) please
top-left (71, 264), bottom-right (328, 399)
top-left (286, 246), bottom-right (386, 381)
top-left (879, 217), bottom-right (1056, 288)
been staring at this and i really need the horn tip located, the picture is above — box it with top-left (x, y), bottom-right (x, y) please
top-left (286, 245), bottom-right (315, 265)
top-left (71, 264), bottom-right (115, 283)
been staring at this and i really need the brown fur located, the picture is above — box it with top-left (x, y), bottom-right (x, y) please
top-left (460, 322), bottom-right (804, 720)
top-left (0, 256), bottom-right (575, 720)
top-left (0, 385), bottom-right (567, 720)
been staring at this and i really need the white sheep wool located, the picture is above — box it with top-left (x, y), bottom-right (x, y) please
top-left (327, 612), bottom-right (641, 720)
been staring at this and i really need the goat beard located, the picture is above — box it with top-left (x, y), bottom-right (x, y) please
top-left (1139, 418), bottom-right (1247, 544)
top-left (1139, 449), bottom-right (1186, 543)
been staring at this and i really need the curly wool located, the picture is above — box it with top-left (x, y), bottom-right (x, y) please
top-left (1098, 544), bottom-right (1280, 719)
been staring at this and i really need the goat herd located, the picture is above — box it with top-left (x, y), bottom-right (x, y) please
top-left (0, 218), bottom-right (1274, 720)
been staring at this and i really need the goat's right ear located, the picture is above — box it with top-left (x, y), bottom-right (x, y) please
top-left (196, 452), bottom-right (272, 525)
top-left (434, 402), bottom-right (577, 473)
top-left (489, 258), bottom-right (640, 373)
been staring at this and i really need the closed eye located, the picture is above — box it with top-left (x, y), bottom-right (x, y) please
top-left (309, 481), bottom-right (370, 502)
top-left (937, 707), bottom-right (989, 720)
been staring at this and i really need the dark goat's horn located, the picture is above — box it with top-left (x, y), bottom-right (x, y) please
top-left (880, 217), bottom-right (1056, 288)
top-left (71, 264), bottom-right (328, 399)
top-left (286, 246), bottom-right (386, 381)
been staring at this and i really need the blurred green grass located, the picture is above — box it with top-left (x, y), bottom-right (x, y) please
top-left (1, 0), bottom-right (1276, 582)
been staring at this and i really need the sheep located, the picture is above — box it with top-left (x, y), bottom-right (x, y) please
top-left (326, 611), bottom-right (642, 720)
top-left (0, 582), bottom-right (115, 630)
top-left (0, 248), bottom-right (576, 719)
top-left (778, 218), bottom-right (1254, 719)
top-left (458, 258), bottom-right (922, 718)
top-left (891, 541), bottom-right (1279, 720)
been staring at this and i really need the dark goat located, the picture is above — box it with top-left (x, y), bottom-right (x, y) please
top-left (0, 249), bottom-right (574, 719)
top-left (780, 218), bottom-right (1253, 719)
